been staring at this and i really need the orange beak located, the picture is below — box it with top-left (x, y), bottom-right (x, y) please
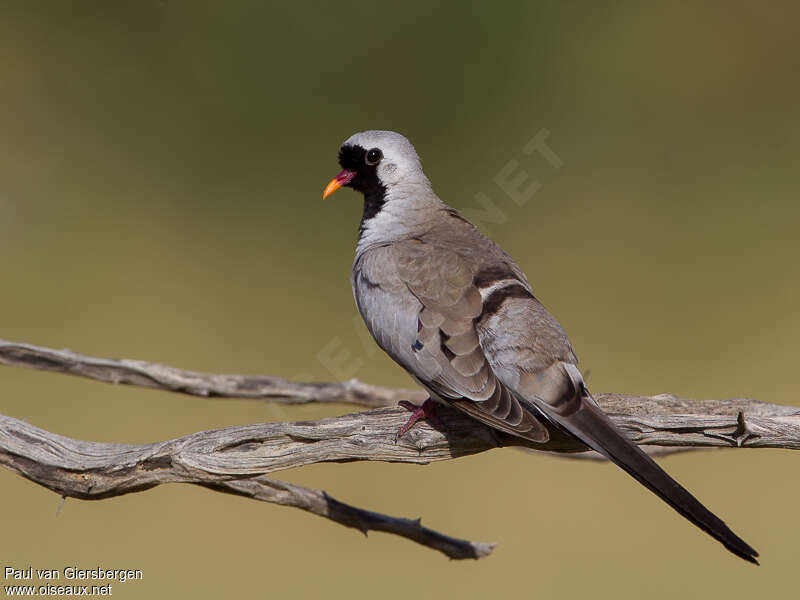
top-left (322, 169), bottom-right (357, 199)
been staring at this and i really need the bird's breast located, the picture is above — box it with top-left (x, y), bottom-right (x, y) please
top-left (351, 247), bottom-right (422, 373)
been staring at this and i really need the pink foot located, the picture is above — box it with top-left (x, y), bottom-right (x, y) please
top-left (396, 398), bottom-right (442, 440)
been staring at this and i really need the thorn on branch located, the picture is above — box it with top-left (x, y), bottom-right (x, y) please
top-left (706, 411), bottom-right (759, 447)
top-left (732, 411), bottom-right (758, 447)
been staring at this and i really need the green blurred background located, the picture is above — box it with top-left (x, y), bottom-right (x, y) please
top-left (2, 1), bottom-right (798, 598)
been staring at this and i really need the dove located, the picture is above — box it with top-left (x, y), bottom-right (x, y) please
top-left (323, 130), bottom-right (758, 564)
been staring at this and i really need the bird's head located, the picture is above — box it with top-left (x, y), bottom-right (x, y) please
top-left (322, 130), bottom-right (429, 200)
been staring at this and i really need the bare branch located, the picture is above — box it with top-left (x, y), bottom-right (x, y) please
top-left (1, 338), bottom-right (798, 559)
top-left (207, 478), bottom-right (494, 559)
top-left (524, 445), bottom-right (711, 461)
top-left (0, 339), bottom-right (422, 408)
top-left (0, 408), bottom-right (500, 559)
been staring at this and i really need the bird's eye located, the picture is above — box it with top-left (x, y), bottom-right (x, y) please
top-left (365, 148), bottom-right (383, 165)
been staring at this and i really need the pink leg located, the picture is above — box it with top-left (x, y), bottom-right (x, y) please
top-left (396, 398), bottom-right (442, 440)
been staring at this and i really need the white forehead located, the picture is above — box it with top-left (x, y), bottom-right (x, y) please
top-left (343, 130), bottom-right (422, 169)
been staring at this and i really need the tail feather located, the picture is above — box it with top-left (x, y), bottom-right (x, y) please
top-left (567, 400), bottom-right (758, 563)
top-left (519, 363), bottom-right (758, 564)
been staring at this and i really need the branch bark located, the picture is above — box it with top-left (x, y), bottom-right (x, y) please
top-left (0, 340), bottom-right (419, 408)
top-left (1, 339), bottom-right (798, 559)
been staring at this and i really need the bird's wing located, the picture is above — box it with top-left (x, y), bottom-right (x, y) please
top-left (476, 280), bottom-right (759, 564)
top-left (388, 237), bottom-right (558, 442)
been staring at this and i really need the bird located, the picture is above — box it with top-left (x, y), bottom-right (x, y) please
top-left (322, 130), bottom-right (758, 564)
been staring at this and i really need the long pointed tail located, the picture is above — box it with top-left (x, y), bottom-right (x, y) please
top-left (523, 363), bottom-right (759, 564)
top-left (569, 400), bottom-right (758, 563)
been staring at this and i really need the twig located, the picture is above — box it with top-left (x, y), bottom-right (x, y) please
top-left (208, 478), bottom-right (494, 559)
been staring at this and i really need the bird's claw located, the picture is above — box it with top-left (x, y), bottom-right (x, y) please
top-left (395, 398), bottom-right (441, 441)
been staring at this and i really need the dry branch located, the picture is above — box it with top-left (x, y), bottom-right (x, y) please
top-left (1, 339), bottom-right (799, 559)
top-left (0, 340), bottom-right (417, 408)
top-left (205, 478), bottom-right (494, 559)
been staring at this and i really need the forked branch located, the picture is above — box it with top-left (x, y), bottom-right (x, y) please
top-left (1, 339), bottom-right (798, 559)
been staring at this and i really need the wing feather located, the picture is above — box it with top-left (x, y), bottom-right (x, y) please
top-left (387, 239), bottom-right (550, 442)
